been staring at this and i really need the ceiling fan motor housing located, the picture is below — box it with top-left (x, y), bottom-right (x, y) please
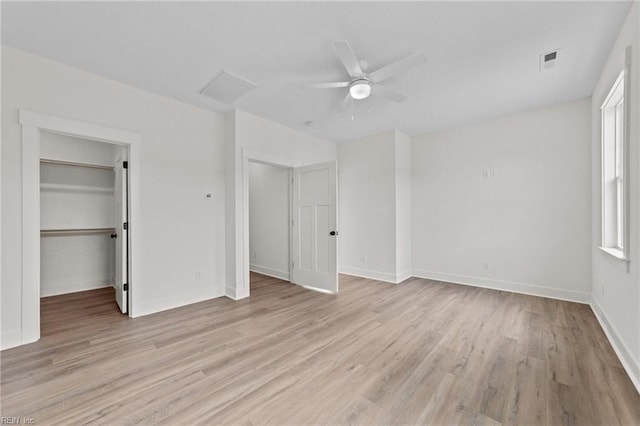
top-left (349, 79), bottom-right (372, 99)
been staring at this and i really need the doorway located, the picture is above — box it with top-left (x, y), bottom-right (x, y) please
top-left (39, 132), bottom-right (129, 317)
top-left (240, 149), bottom-right (339, 297)
top-left (19, 110), bottom-right (140, 346)
top-left (248, 161), bottom-right (291, 285)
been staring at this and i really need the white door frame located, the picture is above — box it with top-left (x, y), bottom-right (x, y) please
top-left (241, 148), bottom-right (303, 296)
top-left (19, 110), bottom-right (141, 345)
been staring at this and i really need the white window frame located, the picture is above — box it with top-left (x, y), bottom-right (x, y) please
top-left (614, 98), bottom-right (624, 250)
top-left (600, 51), bottom-right (631, 262)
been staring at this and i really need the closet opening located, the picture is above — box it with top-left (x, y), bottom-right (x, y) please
top-left (240, 149), bottom-right (338, 298)
top-left (39, 131), bottom-right (130, 333)
top-left (248, 160), bottom-right (292, 292)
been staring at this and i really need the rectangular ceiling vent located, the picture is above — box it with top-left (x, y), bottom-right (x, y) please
top-left (539, 49), bottom-right (560, 72)
top-left (200, 70), bottom-right (258, 104)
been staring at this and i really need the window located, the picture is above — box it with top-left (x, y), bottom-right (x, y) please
top-left (600, 70), bottom-right (628, 260)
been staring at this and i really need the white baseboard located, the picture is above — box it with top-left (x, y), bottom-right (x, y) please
top-left (225, 285), bottom-right (239, 300)
top-left (411, 269), bottom-right (590, 304)
top-left (134, 287), bottom-right (225, 317)
top-left (396, 270), bottom-right (413, 283)
top-left (41, 278), bottom-right (114, 297)
top-left (1, 330), bottom-right (22, 351)
top-left (225, 285), bottom-right (249, 301)
top-left (339, 266), bottom-right (404, 284)
top-left (590, 296), bottom-right (640, 394)
top-left (250, 264), bottom-right (290, 281)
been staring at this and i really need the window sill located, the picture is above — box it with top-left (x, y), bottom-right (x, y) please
top-left (599, 246), bottom-right (630, 261)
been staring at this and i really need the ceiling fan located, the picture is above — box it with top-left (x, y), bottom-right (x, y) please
top-left (310, 40), bottom-right (427, 110)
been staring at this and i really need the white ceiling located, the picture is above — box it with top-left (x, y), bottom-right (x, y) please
top-left (1, 1), bottom-right (631, 142)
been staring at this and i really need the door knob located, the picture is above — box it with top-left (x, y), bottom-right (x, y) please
top-left (110, 233), bottom-right (117, 239)
top-left (329, 231), bottom-right (338, 236)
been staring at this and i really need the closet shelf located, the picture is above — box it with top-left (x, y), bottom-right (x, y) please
top-left (40, 158), bottom-right (114, 171)
top-left (41, 228), bottom-right (116, 237)
top-left (40, 183), bottom-right (114, 193)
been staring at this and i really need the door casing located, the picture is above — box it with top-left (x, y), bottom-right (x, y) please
top-left (19, 110), bottom-right (140, 346)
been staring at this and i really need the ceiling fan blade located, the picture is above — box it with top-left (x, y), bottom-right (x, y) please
top-left (373, 84), bottom-right (406, 103)
top-left (309, 82), bottom-right (351, 89)
top-left (369, 53), bottom-right (427, 83)
top-left (338, 93), bottom-right (352, 112)
top-left (335, 41), bottom-right (364, 78)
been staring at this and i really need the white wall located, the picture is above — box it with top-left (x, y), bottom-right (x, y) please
top-left (40, 132), bottom-right (116, 165)
top-left (248, 162), bottom-right (290, 280)
top-left (395, 130), bottom-right (412, 282)
top-left (590, 1), bottom-right (640, 392)
top-left (338, 131), bottom-right (398, 282)
top-left (337, 129), bottom-right (412, 283)
top-left (40, 235), bottom-right (115, 297)
top-left (2, 46), bottom-right (226, 348)
top-left (225, 109), bottom-right (336, 299)
top-left (412, 98), bottom-right (592, 303)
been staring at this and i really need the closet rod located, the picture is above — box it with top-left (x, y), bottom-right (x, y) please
top-left (40, 158), bottom-right (114, 171)
top-left (41, 228), bottom-right (116, 237)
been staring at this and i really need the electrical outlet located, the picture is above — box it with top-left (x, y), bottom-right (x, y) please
top-left (196, 271), bottom-right (201, 280)
top-left (482, 262), bottom-right (489, 270)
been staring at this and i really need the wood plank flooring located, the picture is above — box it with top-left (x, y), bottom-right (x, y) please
top-left (1, 273), bottom-right (639, 425)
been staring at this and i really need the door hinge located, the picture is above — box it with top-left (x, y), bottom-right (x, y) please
top-left (123, 222), bottom-right (128, 230)
top-left (292, 219), bottom-right (294, 227)
top-left (123, 283), bottom-right (129, 291)
top-left (123, 161), bottom-right (128, 169)
top-left (292, 261), bottom-right (294, 268)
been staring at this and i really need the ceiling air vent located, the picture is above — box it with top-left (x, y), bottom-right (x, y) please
top-left (200, 70), bottom-right (258, 104)
top-left (540, 49), bottom-right (560, 72)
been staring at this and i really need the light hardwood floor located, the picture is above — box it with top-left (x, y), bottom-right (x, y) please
top-left (1, 273), bottom-right (639, 425)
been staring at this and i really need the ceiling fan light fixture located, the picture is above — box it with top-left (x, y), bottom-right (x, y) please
top-left (349, 80), bottom-right (371, 100)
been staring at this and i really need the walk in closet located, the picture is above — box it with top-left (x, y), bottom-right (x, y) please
top-left (40, 131), bottom-right (128, 314)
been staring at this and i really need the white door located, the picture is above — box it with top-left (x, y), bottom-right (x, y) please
top-left (291, 161), bottom-right (338, 293)
top-left (114, 154), bottom-right (128, 313)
